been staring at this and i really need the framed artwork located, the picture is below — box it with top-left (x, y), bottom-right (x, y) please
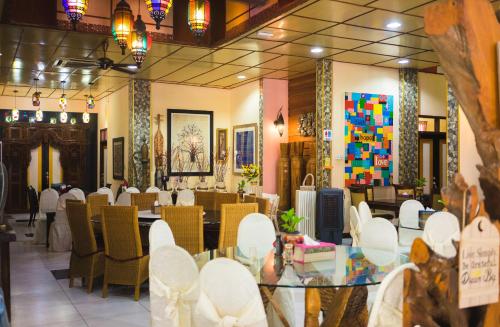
top-left (216, 128), bottom-right (228, 161)
top-left (112, 137), bottom-right (125, 180)
top-left (233, 123), bottom-right (258, 174)
top-left (167, 109), bottom-right (214, 176)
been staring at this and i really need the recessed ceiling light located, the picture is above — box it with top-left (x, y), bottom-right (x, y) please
top-left (310, 47), bottom-right (324, 54)
top-left (257, 30), bottom-right (274, 37)
top-left (237, 75), bottom-right (246, 80)
top-left (127, 65), bottom-right (138, 69)
top-left (398, 59), bottom-right (409, 64)
top-left (0, 53), bottom-right (3, 56)
top-left (386, 21), bottom-right (402, 29)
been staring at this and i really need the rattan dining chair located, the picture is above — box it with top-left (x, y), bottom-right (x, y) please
top-left (131, 193), bottom-right (158, 211)
top-left (256, 197), bottom-right (271, 216)
top-left (66, 202), bottom-right (104, 293)
top-left (161, 206), bottom-right (204, 255)
top-left (349, 185), bottom-right (368, 207)
top-left (101, 206), bottom-right (149, 301)
top-left (195, 191), bottom-right (216, 212)
top-left (218, 203), bottom-right (258, 250)
top-left (215, 192), bottom-right (239, 212)
top-left (87, 194), bottom-right (108, 218)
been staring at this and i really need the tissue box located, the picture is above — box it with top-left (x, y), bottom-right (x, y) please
top-left (151, 205), bottom-right (161, 215)
top-left (293, 242), bottom-right (335, 263)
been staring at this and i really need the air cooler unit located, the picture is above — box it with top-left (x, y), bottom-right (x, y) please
top-left (316, 188), bottom-right (344, 244)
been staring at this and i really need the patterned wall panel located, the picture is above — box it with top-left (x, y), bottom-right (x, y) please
top-left (398, 68), bottom-right (419, 186)
top-left (315, 59), bottom-right (333, 189)
top-left (258, 79), bottom-right (264, 186)
top-left (345, 92), bottom-right (394, 186)
top-left (128, 80), bottom-right (151, 190)
top-left (447, 84), bottom-right (459, 183)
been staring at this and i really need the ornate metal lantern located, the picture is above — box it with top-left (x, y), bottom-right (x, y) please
top-left (145, 0), bottom-right (173, 30)
top-left (188, 0), bottom-right (210, 38)
top-left (86, 82), bottom-right (95, 109)
top-left (35, 109), bottom-right (43, 122)
top-left (12, 90), bottom-right (19, 122)
top-left (113, 0), bottom-right (134, 55)
top-left (62, 0), bottom-right (89, 30)
top-left (128, 14), bottom-right (152, 67)
top-left (82, 112), bottom-right (90, 123)
top-left (58, 81), bottom-right (67, 111)
top-left (60, 111), bottom-right (68, 124)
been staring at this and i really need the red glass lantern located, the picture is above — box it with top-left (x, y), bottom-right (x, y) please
top-left (130, 31), bottom-right (152, 68)
top-left (145, 0), bottom-right (173, 30)
top-left (188, 0), bottom-right (210, 38)
top-left (113, 0), bottom-right (134, 55)
top-left (62, 0), bottom-right (89, 30)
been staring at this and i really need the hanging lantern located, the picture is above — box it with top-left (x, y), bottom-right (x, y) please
top-left (12, 90), bottom-right (19, 122)
top-left (145, 0), bottom-right (173, 30)
top-left (35, 109), bottom-right (43, 122)
top-left (130, 30), bottom-right (152, 68)
top-left (5, 115), bottom-right (12, 123)
top-left (70, 117), bottom-right (77, 125)
top-left (58, 81), bottom-right (67, 110)
top-left (62, 0), bottom-right (89, 30)
top-left (50, 117), bottom-right (57, 124)
top-left (113, 0), bottom-right (134, 55)
top-left (87, 83), bottom-right (95, 109)
top-left (32, 91), bottom-right (41, 107)
top-left (82, 112), bottom-right (90, 123)
top-left (60, 111), bottom-right (68, 123)
top-left (188, 0), bottom-right (210, 38)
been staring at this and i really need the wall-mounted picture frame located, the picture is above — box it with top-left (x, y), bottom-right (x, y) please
top-left (216, 128), bottom-right (228, 161)
top-left (112, 137), bottom-right (125, 180)
top-left (233, 123), bottom-right (258, 174)
top-left (167, 109), bottom-right (214, 176)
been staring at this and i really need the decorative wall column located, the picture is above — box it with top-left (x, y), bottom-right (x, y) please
top-left (398, 68), bottom-right (419, 186)
top-left (315, 59), bottom-right (333, 189)
top-left (258, 79), bottom-right (264, 186)
top-left (128, 79), bottom-right (151, 190)
top-left (447, 84), bottom-right (459, 183)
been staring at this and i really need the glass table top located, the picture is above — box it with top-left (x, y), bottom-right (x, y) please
top-left (193, 245), bottom-right (408, 288)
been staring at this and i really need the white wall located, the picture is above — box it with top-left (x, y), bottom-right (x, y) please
top-left (418, 72), bottom-right (447, 117)
top-left (331, 62), bottom-right (400, 188)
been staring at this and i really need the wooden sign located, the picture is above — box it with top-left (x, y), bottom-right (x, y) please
top-left (374, 155), bottom-right (389, 168)
top-left (459, 216), bottom-right (499, 309)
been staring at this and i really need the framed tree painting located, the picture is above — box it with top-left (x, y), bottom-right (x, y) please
top-left (167, 109), bottom-right (214, 176)
top-left (233, 123), bottom-right (258, 174)
top-left (216, 128), bottom-right (228, 161)
top-left (112, 137), bottom-right (125, 180)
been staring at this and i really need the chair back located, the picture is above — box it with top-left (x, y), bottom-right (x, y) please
top-left (215, 192), bottom-right (239, 212)
top-left (116, 192), bottom-right (132, 206)
top-left (87, 194), bottom-right (109, 218)
top-left (395, 184), bottom-right (415, 199)
top-left (219, 203), bottom-right (258, 250)
top-left (358, 201), bottom-right (373, 224)
top-left (261, 193), bottom-right (280, 231)
top-left (176, 189), bottom-right (195, 206)
top-left (195, 258), bottom-right (267, 327)
top-left (195, 191), bottom-right (216, 212)
top-left (360, 218), bottom-right (398, 252)
top-left (237, 213), bottom-right (275, 258)
top-left (158, 191), bottom-right (173, 206)
top-left (150, 245), bottom-right (200, 327)
top-left (161, 206), bottom-right (204, 255)
top-left (399, 200), bottom-right (424, 228)
top-left (255, 197), bottom-right (270, 216)
top-left (349, 185), bottom-right (367, 207)
top-left (146, 186), bottom-right (161, 193)
top-left (57, 192), bottom-right (78, 212)
top-left (126, 187), bottom-right (141, 193)
top-left (97, 187), bottom-right (114, 205)
top-left (422, 211), bottom-right (460, 258)
top-left (243, 195), bottom-right (256, 203)
top-left (372, 186), bottom-right (396, 202)
top-left (149, 220), bottom-right (175, 253)
top-left (367, 263), bottom-right (418, 327)
top-left (66, 202), bottom-right (97, 257)
top-left (349, 206), bottom-right (361, 246)
top-left (101, 206), bottom-right (143, 260)
top-left (40, 188), bottom-right (59, 213)
top-left (131, 193), bottom-right (158, 211)
top-left (68, 188), bottom-right (86, 202)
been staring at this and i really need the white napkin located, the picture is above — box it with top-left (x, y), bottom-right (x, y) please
top-left (303, 235), bottom-right (320, 246)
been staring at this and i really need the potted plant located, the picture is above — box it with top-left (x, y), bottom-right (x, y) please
top-left (415, 177), bottom-right (426, 199)
top-left (237, 180), bottom-right (246, 196)
top-left (280, 208), bottom-right (305, 244)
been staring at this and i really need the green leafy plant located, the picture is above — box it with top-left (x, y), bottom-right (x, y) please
top-left (415, 177), bottom-right (427, 188)
top-left (280, 208), bottom-right (304, 233)
top-left (237, 180), bottom-right (246, 192)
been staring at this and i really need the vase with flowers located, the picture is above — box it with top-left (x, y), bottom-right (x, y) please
top-left (241, 163), bottom-right (260, 194)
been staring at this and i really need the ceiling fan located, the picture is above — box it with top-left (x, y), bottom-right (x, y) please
top-left (52, 40), bottom-right (138, 75)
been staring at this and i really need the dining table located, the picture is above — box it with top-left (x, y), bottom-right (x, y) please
top-left (194, 245), bottom-right (409, 326)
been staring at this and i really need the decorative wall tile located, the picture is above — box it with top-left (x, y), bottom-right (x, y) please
top-left (447, 84), bottom-right (459, 184)
top-left (259, 79), bottom-right (264, 186)
top-left (398, 68), bottom-right (419, 186)
top-left (316, 59), bottom-right (333, 189)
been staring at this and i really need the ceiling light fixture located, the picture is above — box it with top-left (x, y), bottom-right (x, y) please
top-left (129, 4), bottom-right (152, 68)
top-left (237, 75), bottom-right (246, 80)
top-left (128, 65), bottom-right (138, 69)
top-left (113, 0), bottom-right (134, 55)
top-left (257, 30), bottom-right (274, 37)
top-left (86, 82), bottom-right (95, 109)
top-left (145, 0), bottom-right (173, 30)
top-left (398, 59), bottom-right (410, 64)
top-left (310, 47), bottom-right (324, 54)
top-left (32, 78), bottom-right (41, 107)
top-left (12, 90), bottom-right (19, 122)
top-left (59, 81), bottom-right (68, 123)
top-left (62, 0), bottom-right (89, 30)
top-left (386, 21), bottom-right (402, 29)
top-left (188, 0), bottom-right (211, 38)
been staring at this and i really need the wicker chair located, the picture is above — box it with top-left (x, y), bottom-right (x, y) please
top-left (66, 202), bottom-right (104, 293)
top-left (131, 193), bottom-right (158, 211)
top-left (101, 206), bottom-right (149, 301)
top-left (218, 203), bottom-right (258, 250)
top-left (256, 197), bottom-right (271, 216)
top-left (349, 185), bottom-right (368, 208)
top-left (215, 192), bottom-right (239, 212)
top-left (395, 184), bottom-right (416, 199)
top-left (243, 195), bottom-right (257, 203)
top-left (161, 206), bottom-right (204, 255)
top-left (87, 194), bottom-right (108, 218)
top-left (195, 191), bottom-right (216, 212)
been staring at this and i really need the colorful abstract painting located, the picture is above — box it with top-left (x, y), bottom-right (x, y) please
top-left (345, 92), bottom-right (393, 186)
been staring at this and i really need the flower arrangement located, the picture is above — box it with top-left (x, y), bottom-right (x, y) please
top-left (241, 163), bottom-right (260, 184)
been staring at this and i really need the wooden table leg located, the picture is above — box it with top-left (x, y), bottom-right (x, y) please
top-left (0, 241), bottom-right (11, 321)
top-left (305, 288), bottom-right (321, 327)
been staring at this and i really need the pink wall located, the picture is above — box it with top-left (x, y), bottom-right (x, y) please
top-left (263, 79), bottom-right (288, 194)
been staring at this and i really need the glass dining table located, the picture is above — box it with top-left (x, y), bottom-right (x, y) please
top-left (194, 245), bottom-right (409, 326)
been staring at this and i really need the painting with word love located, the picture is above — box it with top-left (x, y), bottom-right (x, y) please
top-left (344, 92), bottom-right (393, 186)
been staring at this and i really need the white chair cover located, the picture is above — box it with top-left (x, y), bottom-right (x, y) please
top-left (68, 188), bottom-right (86, 202)
top-left (126, 187), bottom-right (140, 193)
top-left (422, 211), bottom-right (461, 258)
top-left (97, 187), bottom-right (114, 205)
top-left (39, 188), bottom-right (59, 213)
top-left (150, 245), bottom-right (199, 327)
top-left (159, 191), bottom-right (173, 206)
top-left (399, 200), bottom-right (424, 228)
top-left (116, 192), bottom-right (131, 206)
top-left (176, 189), bottom-right (195, 206)
top-left (358, 201), bottom-right (373, 225)
top-left (266, 265), bottom-right (298, 327)
top-left (49, 192), bottom-right (77, 252)
top-left (360, 218), bottom-right (398, 252)
top-left (350, 206), bottom-right (361, 246)
top-left (147, 186), bottom-right (161, 193)
top-left (194, 258), bottom-right (267, 327)
top-left (367, 263), bottom-right (418, 327)
top-left (149, 220), bottom-right (176, 253)
top-left (237, 213), bottom-right (275, 259)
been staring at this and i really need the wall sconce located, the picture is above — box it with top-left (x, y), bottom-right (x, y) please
top-left (274, 106), bottom-right (285, 137)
